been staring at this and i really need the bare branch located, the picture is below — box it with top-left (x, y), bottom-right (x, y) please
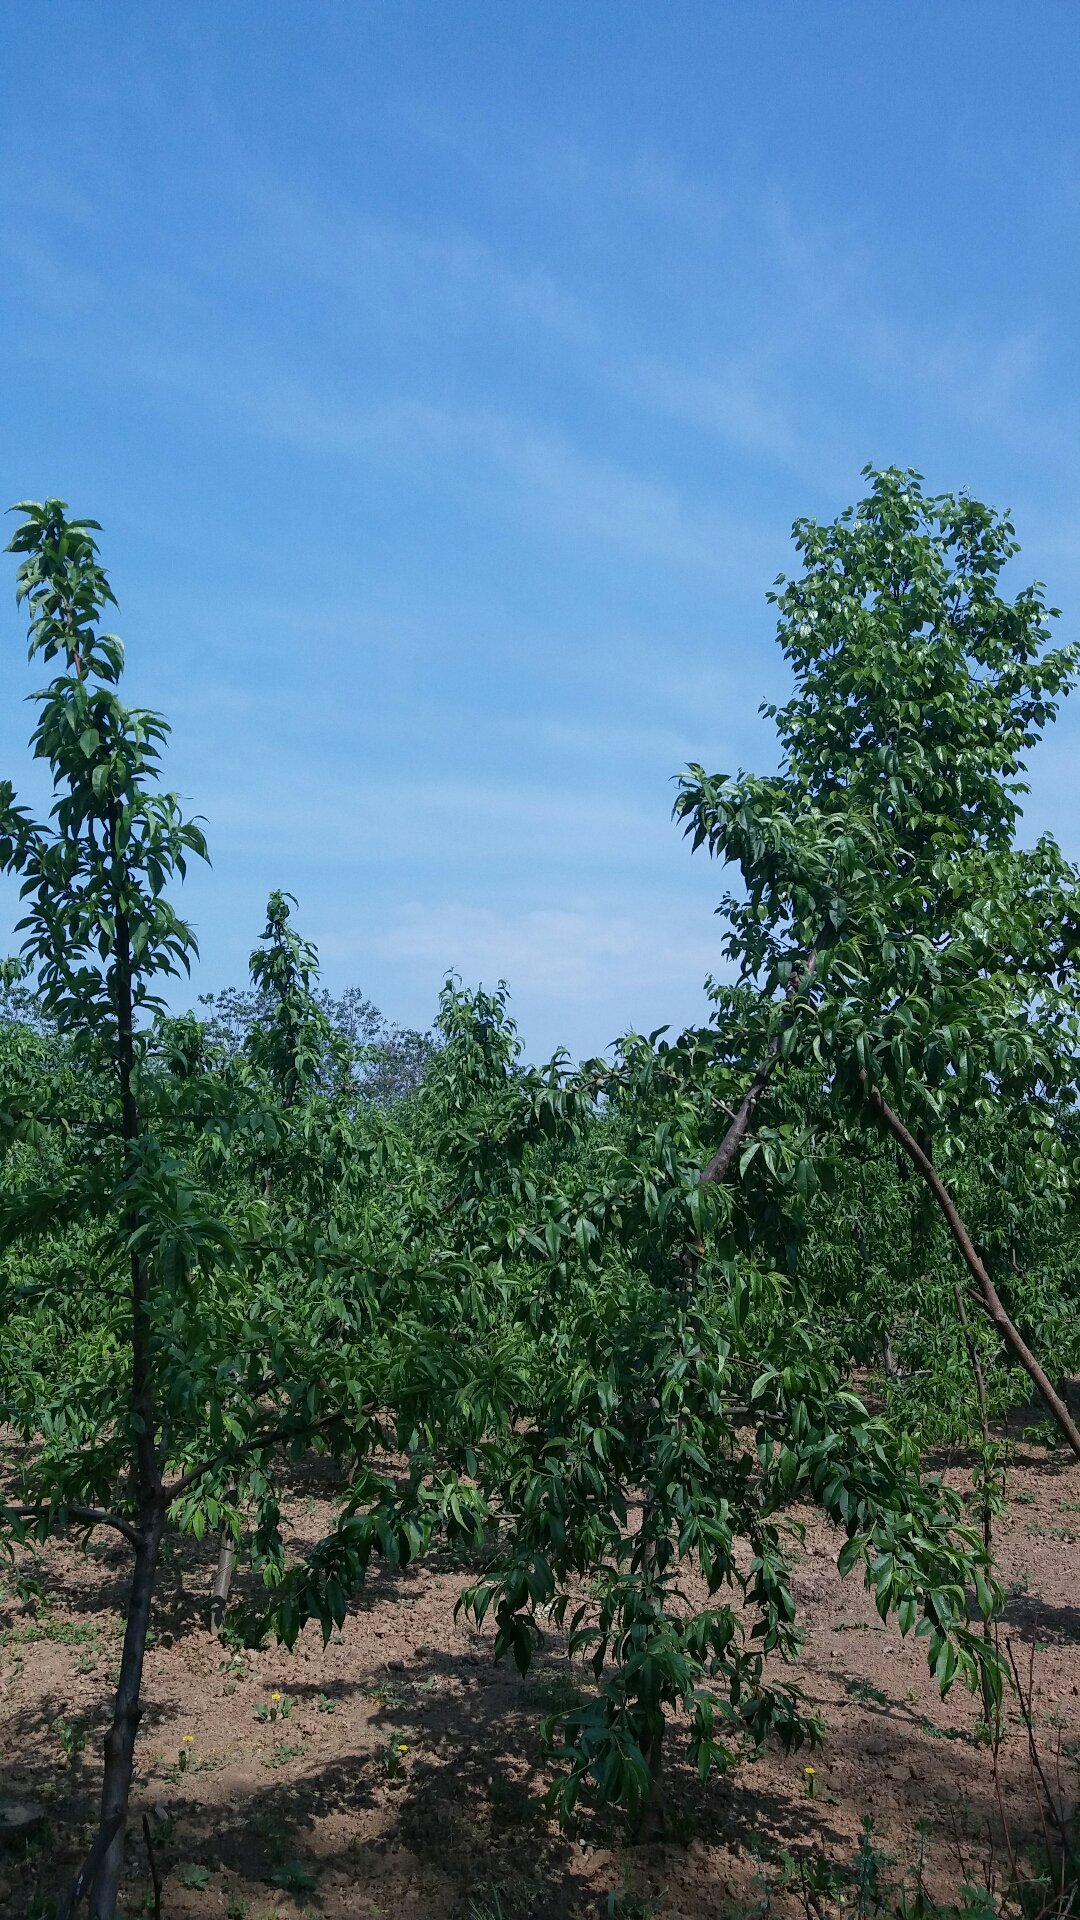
top-left (6, 1503), bottom-right (141, 1548)
top-left (865, 1077), bottom-right (1080, 1460)
top-left (700, 941), bottom-right (825, 1188)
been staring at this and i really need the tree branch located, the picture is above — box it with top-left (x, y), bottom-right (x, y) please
top-left (864, 1077), bottom-right (1080, 1460)
top-left (5, 1504), bottom-right (142, 1548)
top-left (700, 942), bottom-right (824, 1188)
top-left (163, 1411), bottom-right (343, 1504)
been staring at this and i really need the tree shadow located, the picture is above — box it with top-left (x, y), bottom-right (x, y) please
top-left (1001, 1591), bottom-right (1080, 1647)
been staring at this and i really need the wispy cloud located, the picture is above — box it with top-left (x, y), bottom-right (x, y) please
top-left (347, 896), bottom-right (726, 1024)
top-left (199, 772), bottom-right (675, 873)
top-left (81, 335), bottom-right (779, 581)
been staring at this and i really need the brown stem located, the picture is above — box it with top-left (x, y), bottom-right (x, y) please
top-left (699, 1052), bottom-right (778, 1187)
top-left (865, 1080), bottom-right (1080, 1460)
top-left (210, 1489), bottom-right (238, 1636)
top-left (68, 894), bottom-right (167, 1918)
top-left (1004, 1636), bottom-right (1075, 1854)
top-left (86, 1508), bottom-right (165, 1918)
top-left (953, 1281), bottom-right (997, 1725)
top-left (700, 945), bottom-right (823, 1188)
top-left (6, 1505), bottom-right (141, 1548)
top-left (165, 1409), bottom-right (341, 1504)
top-left (636, 1724), bottom-right (665, 1841)
top-left (952, 1283), bottom-right (989, 1449)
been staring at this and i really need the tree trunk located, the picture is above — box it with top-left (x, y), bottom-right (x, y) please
top-left (62, 902), bottom-right (169, 1920)
top-left (636, 1724), bottom-right (665, 1840)
top-left (85, 1508), bottom-right (165, 1919)
top-left (952, 1282), bottom-right (999, 1728)
top-left (59, 1503), bottom-right (165, 1920)
top-left (210, 1494), bottom-right (237, 1636)
top-left (865, 1080), bottom-right (1080, 1460)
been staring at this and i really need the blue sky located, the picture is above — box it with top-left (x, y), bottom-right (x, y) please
top-left (2, 3), bottom-right (1079, 1060)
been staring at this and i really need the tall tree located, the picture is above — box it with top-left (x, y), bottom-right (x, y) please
top-left (678, 466), bottom-right (1080, 1449)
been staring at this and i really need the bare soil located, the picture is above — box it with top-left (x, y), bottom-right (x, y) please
top-left (2, 1438), bottom-right (1077, 1920)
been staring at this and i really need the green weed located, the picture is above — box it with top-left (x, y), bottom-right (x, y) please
top-left (269, 1858), bottom-right (317, 1892)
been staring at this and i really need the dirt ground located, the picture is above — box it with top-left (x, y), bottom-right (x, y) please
top-left (1, 1436), bottom-right (1077, 1920)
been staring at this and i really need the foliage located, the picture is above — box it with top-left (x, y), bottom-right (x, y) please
top-left (4, 473), bottom-right (1079, 1909)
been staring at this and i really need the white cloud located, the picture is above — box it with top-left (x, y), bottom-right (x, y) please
top-left (360, 897), bottom-right (726, 1010)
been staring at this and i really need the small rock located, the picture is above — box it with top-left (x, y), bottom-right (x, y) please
top-left (0, 1797), bottom-right (47, 1845)
top-left (887, 1763), bottom-right (912, 1783)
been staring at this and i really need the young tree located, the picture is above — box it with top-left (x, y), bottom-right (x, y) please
top-left (678, 466), bottom-right (1080, 1451)
top-left (0, 501), bottom-right (221, 1913)
top-left (0, 508), bottom-right (380, 1916)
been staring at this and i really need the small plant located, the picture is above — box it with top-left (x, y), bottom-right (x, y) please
top-left (53, 1714), bottom-right (86, 1766)
top-left (469, 1891), bottom-right (510, 1920)
top-left (316, 1691), bottom-right (337, 1713)
top-left (179, 1864), bottom-right (211, 1891)
top-left (804, 1763), bottom-right (817, 1799)
top-left (269, 1858), bottom-right (317, 1893)
top-left (844, 1677), bottom-right (890, 1706)
top-left (255, 1691), bottom-right (294, 1723)
top-left (2, 1616), bottom-right (100, 1648)
top-left (528, 1673), bottom-right (584, 1715)
top-left (177, 1733), bottom-right (195, 1771)
top-left (379, 1738), bottom-right (410, 1778)
top-left (266, 1742), bottom-right (303, 1768)
top-left (605, 1881), bottom-right (657, 1919)
top-left (13, 1564), bottom-right (49, 1609)
top-left (359, 1678), bottom-right (408, 1708)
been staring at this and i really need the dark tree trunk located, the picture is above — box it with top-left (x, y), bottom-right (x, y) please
top-left (63, 902), bottom-right (169, 1919)
top-left (85, 1509), bottom-right (165, 1919)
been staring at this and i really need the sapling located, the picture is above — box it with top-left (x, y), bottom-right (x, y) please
top-left (0, 504), bottom-right (357, 1916)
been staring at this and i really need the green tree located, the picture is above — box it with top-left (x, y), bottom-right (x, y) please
top-left (269, 983), bottom-right (1003, 1833)
top-left (0, 500), bottom-right (222, 1913)
top-left (0, 507), bottom-right (380, 1916)
top-left (678, 466), bottom-right (1080, 1451)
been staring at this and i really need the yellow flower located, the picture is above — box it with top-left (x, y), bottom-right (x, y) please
top-left (182, 1735), bottom-right (194, 1744)
top-left (271, 1692), bottom-right (281, 1702)
top-left (804, 1765), bottom-right (815, 1774)
top-left (397, 1744), bottom-right (408, 1753)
